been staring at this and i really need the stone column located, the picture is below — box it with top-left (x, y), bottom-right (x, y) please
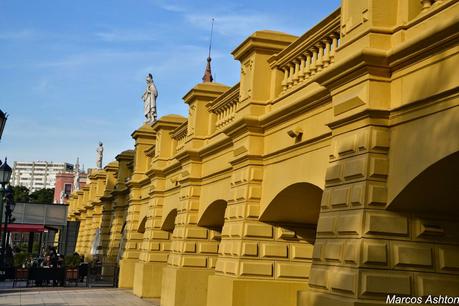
top-left (119, 188), bottom-right (144, 288)
top-left (301, 114), bottom-right (459, 305)
top-left (133, 116), bottom-right (185, 298)
top-left (99, 198), bottom-right (114, 277)
top-left (75, 210), bottom-right (86, 254)
top-left (119, 125), bottom-right (155, 289)
top-left (161, 171), bottom-right (221, 306)
top-left (133, 196), bottom-right (172, 298)
top-left (106, 200), bottom-right (127, 265)
top-left (207, 155), bottom-right (310, 306)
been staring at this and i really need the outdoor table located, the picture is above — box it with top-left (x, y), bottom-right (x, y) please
top-left (28, 267), bottom-right (65, 286)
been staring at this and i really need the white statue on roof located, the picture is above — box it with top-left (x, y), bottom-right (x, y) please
top-left (96, 142), bottom-right (103, 169)
top-left (142, 73), bottom-right (158, 123)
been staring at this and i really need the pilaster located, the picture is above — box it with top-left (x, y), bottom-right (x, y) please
top-left (160, 161), bottom-right (220, 306)
top-left (119, 124), bottom-right (155, 288)
top-left (133, 116), bottom-right (185, 298)
top-left (207, 121), bottom-right (309, 306)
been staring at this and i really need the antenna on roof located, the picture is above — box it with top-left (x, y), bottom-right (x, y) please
top-left (202, 18), bottom-right (214, 83)
top-left (208, 18), bottom-right (214, 59)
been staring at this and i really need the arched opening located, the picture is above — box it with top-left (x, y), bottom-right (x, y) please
top-left (260, 182), bottom-right (323, 243)
top-left (117, 221), bottom-right (127, 262)
top-left (198, 200), bottom-right (227, 232)
top-left (389, 151), bottom-right (459, 215)
top-left (385, 152), bottom-right (459, 297)
top-left (161, 209), bottom-right (177, 233)
top-left (137, 216), bottom-right (147, 234)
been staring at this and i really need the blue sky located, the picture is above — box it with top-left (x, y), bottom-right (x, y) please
top-left (0, 0), bottom-right (340, 170)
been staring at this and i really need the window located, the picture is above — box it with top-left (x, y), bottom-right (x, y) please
top-left (64, 183), bottom-right (72, 195)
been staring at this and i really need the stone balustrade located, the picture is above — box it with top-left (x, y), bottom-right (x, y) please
top-left (271, 9), bottom-right (340, 96)
top-left (172, 121), bottom-right (188, 152)
top-left (209, 83), bottom-right (240, 131)
top-left (421, 0), bottom-right (446, 12)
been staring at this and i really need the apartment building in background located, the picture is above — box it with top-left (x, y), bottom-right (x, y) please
top-left (11, 161), bottom-right (74, 192)
top-left (53, 171), bottom-right (88, 204)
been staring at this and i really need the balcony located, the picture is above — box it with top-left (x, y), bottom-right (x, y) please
top-left (270, 9), bottom-right (340, 98)
top-left (208, 83), bottom-right (240, 131)
top-left (172, 121), bottom-right (188, 153)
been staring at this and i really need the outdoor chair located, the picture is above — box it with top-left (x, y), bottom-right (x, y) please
top-left (13, 268), bottom-right (29, 287)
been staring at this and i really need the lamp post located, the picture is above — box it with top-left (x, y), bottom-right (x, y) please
top-left (0, 110), bottom-right (7, 141)
top-left (0, 158), bottom-right (12, 270)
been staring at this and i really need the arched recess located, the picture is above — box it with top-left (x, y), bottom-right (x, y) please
top-left (197, 200), bottom-right (227, 232)
top-left (137, 216), bottom-right (147, 234)
top-left (161, 209), bottom-right (177, 233)
top-left (260, 182), bottom-right (323, 243)
top-left (387, 106), bottom-right (459, 204)
top-left (388, 151), bottom-right (459, 215)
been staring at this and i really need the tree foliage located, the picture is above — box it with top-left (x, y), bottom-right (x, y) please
top-left (29, 188), bottom-right (54, 204)
top-left (11, 185), bottom-right (30, 203)
top-left (10, 186), bottom-right (55, 204)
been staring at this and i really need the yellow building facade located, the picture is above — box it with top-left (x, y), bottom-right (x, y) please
top-left (68, 0), bottom-right (459, 305)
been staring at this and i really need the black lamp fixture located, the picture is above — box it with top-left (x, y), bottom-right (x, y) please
top-left (0, 158), bottom-right (12, 186)
top-left (0, 110), bottom-right (7, 141)
top-left (0, 158), bottom-right (12, 269)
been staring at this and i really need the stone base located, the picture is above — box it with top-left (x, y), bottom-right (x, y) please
top-left (298, 290), bottom-right (386, 306)
top-left (101, 262), bottom-right (115, 278)
top-left (118, 258), bottom-right (137, 288)
top-left (132, 261), bottom-right (166, 298)
top-left (161, 266), bottom-right (214, 306)
top-left (206, 275), bottom-right (308, 306)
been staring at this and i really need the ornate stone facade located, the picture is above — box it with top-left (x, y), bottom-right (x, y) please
top-left (68, 1), bottom-right (459, 305)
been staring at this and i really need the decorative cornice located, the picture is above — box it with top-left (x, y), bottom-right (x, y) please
top-left (131, 123), bottom-right (156, 140)
top-left (151, 114), bottom-right (186, 132)
top-left (116, 150), bottom-right (134, 162)
top-left (182, 82), bottom-right (230, 105)
top-left (222, 115), bottom-right (264, 138)
top-left (232, 30), bottom-right (297, 61)
top-left (327, 108), bottom-right (390, 130)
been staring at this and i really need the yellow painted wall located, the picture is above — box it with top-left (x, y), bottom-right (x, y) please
top-left (67, 1), bottom-right (459, 305)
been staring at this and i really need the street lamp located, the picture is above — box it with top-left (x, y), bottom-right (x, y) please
top-left (0, 110), bottom-right (7, 140)
top-left (0, 158), bottom-right (12, 269)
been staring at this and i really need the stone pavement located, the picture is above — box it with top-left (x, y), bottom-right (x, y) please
top-left (0, 286), bottom-right (161, 305)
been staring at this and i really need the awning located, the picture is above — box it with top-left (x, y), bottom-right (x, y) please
top-left (3, 224), bottom-right (46, 233)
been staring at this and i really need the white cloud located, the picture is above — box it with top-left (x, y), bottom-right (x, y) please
top-left (185, 13), bottom-right (280, 37)
top-left (149, 0), bottom-right (187, 13)
top-left (34, 50), bottom-right (159, 69)
top-left (94, 29), bottom-right (158, 43)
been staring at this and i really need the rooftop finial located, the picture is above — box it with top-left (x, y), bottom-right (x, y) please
top-left (202, 18), bottom-right (214, 83)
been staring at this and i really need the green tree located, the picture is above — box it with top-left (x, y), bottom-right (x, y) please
top-left (29, 188), bottom-right (54, 204)
top-left (11, 185), bottom-right (30, 203)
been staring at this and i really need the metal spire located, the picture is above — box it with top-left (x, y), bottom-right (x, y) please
top-left (202, 18), bottom-right (214, 83)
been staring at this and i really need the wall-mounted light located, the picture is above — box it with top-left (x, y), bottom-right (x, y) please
top-left (287, 128), bottom-right (303, 140)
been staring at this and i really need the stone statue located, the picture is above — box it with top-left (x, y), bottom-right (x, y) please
top-left (96, 142), bottom-right (104, 169)
top-left (73, 157), bottom-right (80, 191)
top-left (142, 73), bottom-right (158, 122)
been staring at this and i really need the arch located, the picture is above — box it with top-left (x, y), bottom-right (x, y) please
top-left (161, 209), bottom-right (177, 233)
top-left (387, 106), bottom-right (459, 204)
top-left (260, 182), bottom-right (323, 243)
top-left (137, 216), bottom-right (147, 234)
top-left (388, 151), bottom-right (459, 215)
top-left (197, 200), bottom-right (228, 232)
top-left (260, 182), bottom-right (323, 225)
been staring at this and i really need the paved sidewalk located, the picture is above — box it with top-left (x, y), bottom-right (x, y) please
top-left (0, 287), bottom-right (161, 305)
